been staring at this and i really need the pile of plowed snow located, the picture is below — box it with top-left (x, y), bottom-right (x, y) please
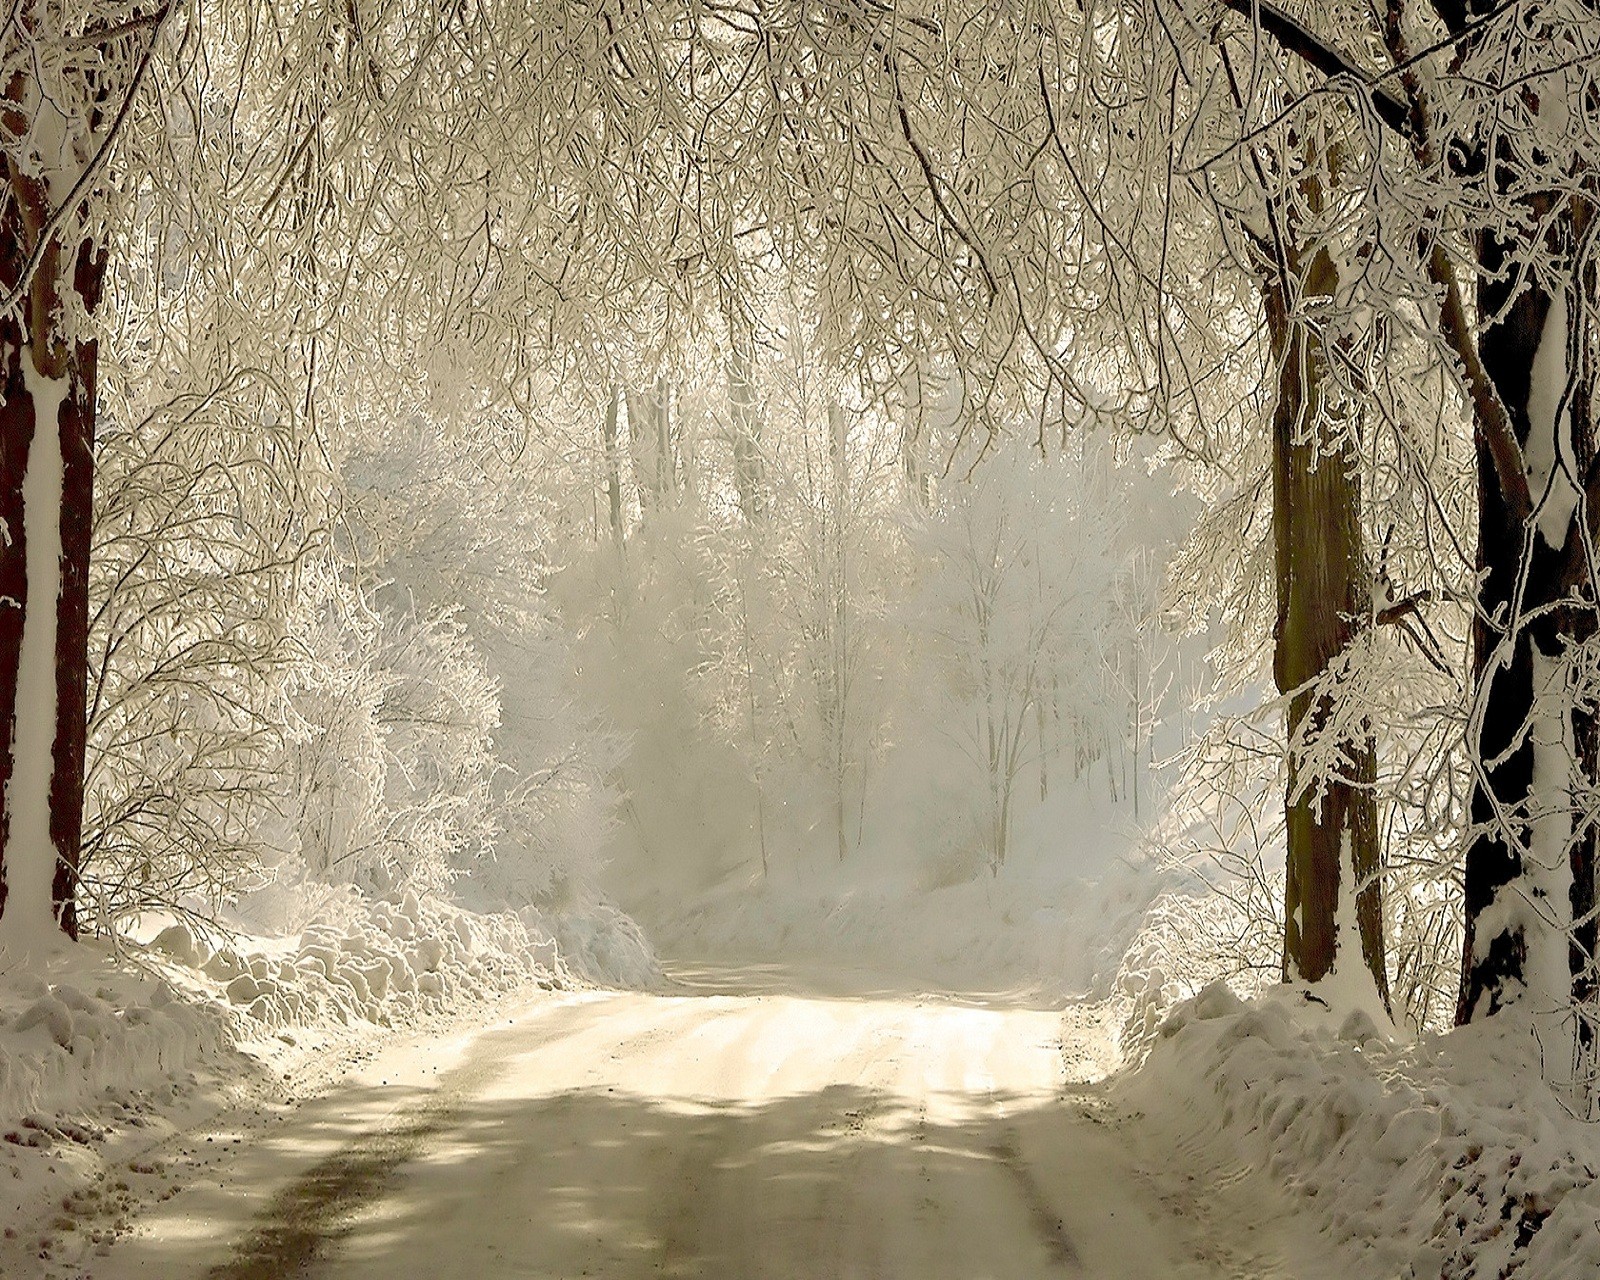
top-left (0, 947), bottom-right (231, 1129)
top-left (0, 889), bottom-right (657, 1273)
top-left (1123, 982), bottom-right (1600, 1280)
top-left (0, 890), bottom-right (656, 1128)
top-left (151, 893), bottom-right (557, 1031)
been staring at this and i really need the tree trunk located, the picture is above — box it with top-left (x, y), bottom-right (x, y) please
top-left (901, 362), bottom-right (932, 511)
top-left (1265, 246), bottom-right (1389, 1009)
top-left (0, 163), bottom-right (105, 946)
top-left (601, 384), bottom-right (624, 540)
top-left (1458, 240), bottom-right (1593, 1024)
top-left (1345, 0), bottom-right (1599, 1028)
top-left (657, 378), bottom-right (676, 502)
top-left (1569, 285), bottom-right (1599, 1052)
top-left (828, 401), bottom-right (850, 861)
top-left (625, 380), bottom-right (673, 515)
top-left (728, 336), bottom-right (765, 525)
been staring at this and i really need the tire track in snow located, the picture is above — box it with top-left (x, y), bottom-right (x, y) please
top-left (199, 999), bottom-right (694, 1280)
top-left (988, 1133), bottom-right (1081, 1270)
top-left (101, 968), bottom-right (1336, 1280)
top-left (645, 995), bottom-right (900, 1279)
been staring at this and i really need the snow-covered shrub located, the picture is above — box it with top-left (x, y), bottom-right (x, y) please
top-left (1114, 884), bottom-right (1279, 1063)
top-left (274, 565), bottom-right (395, 890)
top-left (1111, 727), bottom-right (1285, 1061)
top-left (144, 890), bottom-right (657, 1038)
top-left (81, 369), bottom-right (315, 930)
top-left (335, 404), bottom-right (626, 911)
top-left (370, 606), bottom-right (503, 884)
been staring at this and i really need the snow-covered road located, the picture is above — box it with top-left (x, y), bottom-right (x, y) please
top-left (95, 965), bottom-right (1329, 1280)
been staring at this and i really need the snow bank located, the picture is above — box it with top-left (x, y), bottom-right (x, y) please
top-left (0, 890), bottom-right (655, 1273)
top-left (1121, 982), bottom-right (1600, 1279)
top-left (0, 890), bottom-right (656, 1130)
top-left (1113, 881), bottom-right (1279, 1061)
top-left (525, 901), bottom-right (660, 990)
top-left (153, 889), bottom-right (659, 1037)
top-left (155, 891), bottom-right (559, 1034)
top-left (0, 941), bottom-right (231, 1129)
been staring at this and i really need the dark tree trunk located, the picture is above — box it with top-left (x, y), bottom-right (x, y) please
top-left (0, 312), bottom-right (29, 930)
top-left (1366, 0), bottom-right (1599, 1026)
top-left (0, 154), bottom-right (105, 943)
top-left (1458, 267), bottom-right (1554, 1023)
top-left (1569, 276), bottom-right (1600, 1036)
top-left (1265, 246), bottom-right (1389, 1007)
top-left (1455, 198), bottom-right (1595, 1026)
top-left (48, 241), bottom-right (105, 940)
top-left (1228, 0), bottom-right (1600, 1029)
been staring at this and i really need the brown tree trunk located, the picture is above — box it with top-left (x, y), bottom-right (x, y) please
top-left (1265, 246), bottom-right (1388, 1007)
top-left (0, 155), bottom-right (105, 942)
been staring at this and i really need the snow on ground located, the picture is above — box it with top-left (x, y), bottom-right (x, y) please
top-left (10, 831), bottom-right (1600, 1280)
top-left (1098, 865), bottom-right (1600, 1280)
top-left (1120, 980), bottom-right (1600, 1280)
top-left (89, 965), bottom-right (1340, 1280)
top-left (632, 817), bottom-right (1600, 1280)
top-left (0, 890), bottom-right (655, 1276)
top-left (647, 854), bottom-right (1175, 1003)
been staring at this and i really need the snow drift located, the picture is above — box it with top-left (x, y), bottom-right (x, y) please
top-left (1122, 982), bottom-right (1600, 1280)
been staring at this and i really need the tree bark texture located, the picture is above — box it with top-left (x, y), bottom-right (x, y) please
top-left (1458, 227), bottom-right (1598, 1024)
top-left (1443, 0), bottom-right (1599, 1022)
top-left (0, 144), bottom-right (105, 941)
top-left (1221, 0), bottom-right (1600, 1027)
top-left (1265, 246), bottom-right (1389, 1008)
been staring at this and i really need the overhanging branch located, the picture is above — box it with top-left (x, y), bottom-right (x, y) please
top-left (1211, 0), bottom-right (1414, 137)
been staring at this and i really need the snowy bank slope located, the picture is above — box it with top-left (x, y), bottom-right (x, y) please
top-left (0, 891), bottom-right (654, 1271)
top-left (0, 889), bottom-right (656, 1126)
top-left (0, 943), bottom-right (230, 1132)
top-left (650, 860), bottom-right (1169, 999)
top-left (1121, 983), bottom-right (1600, 1280)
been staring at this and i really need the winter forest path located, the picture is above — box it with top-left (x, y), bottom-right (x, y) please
top-left (93, 964), bottom-right (1332, 1280)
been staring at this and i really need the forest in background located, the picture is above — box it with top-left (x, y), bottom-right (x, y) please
top-left (1, 0), bottom-right (1598, 1096)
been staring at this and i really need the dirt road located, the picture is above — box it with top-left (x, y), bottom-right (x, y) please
top-left (94, 965), bottom-right (1326, 1279)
